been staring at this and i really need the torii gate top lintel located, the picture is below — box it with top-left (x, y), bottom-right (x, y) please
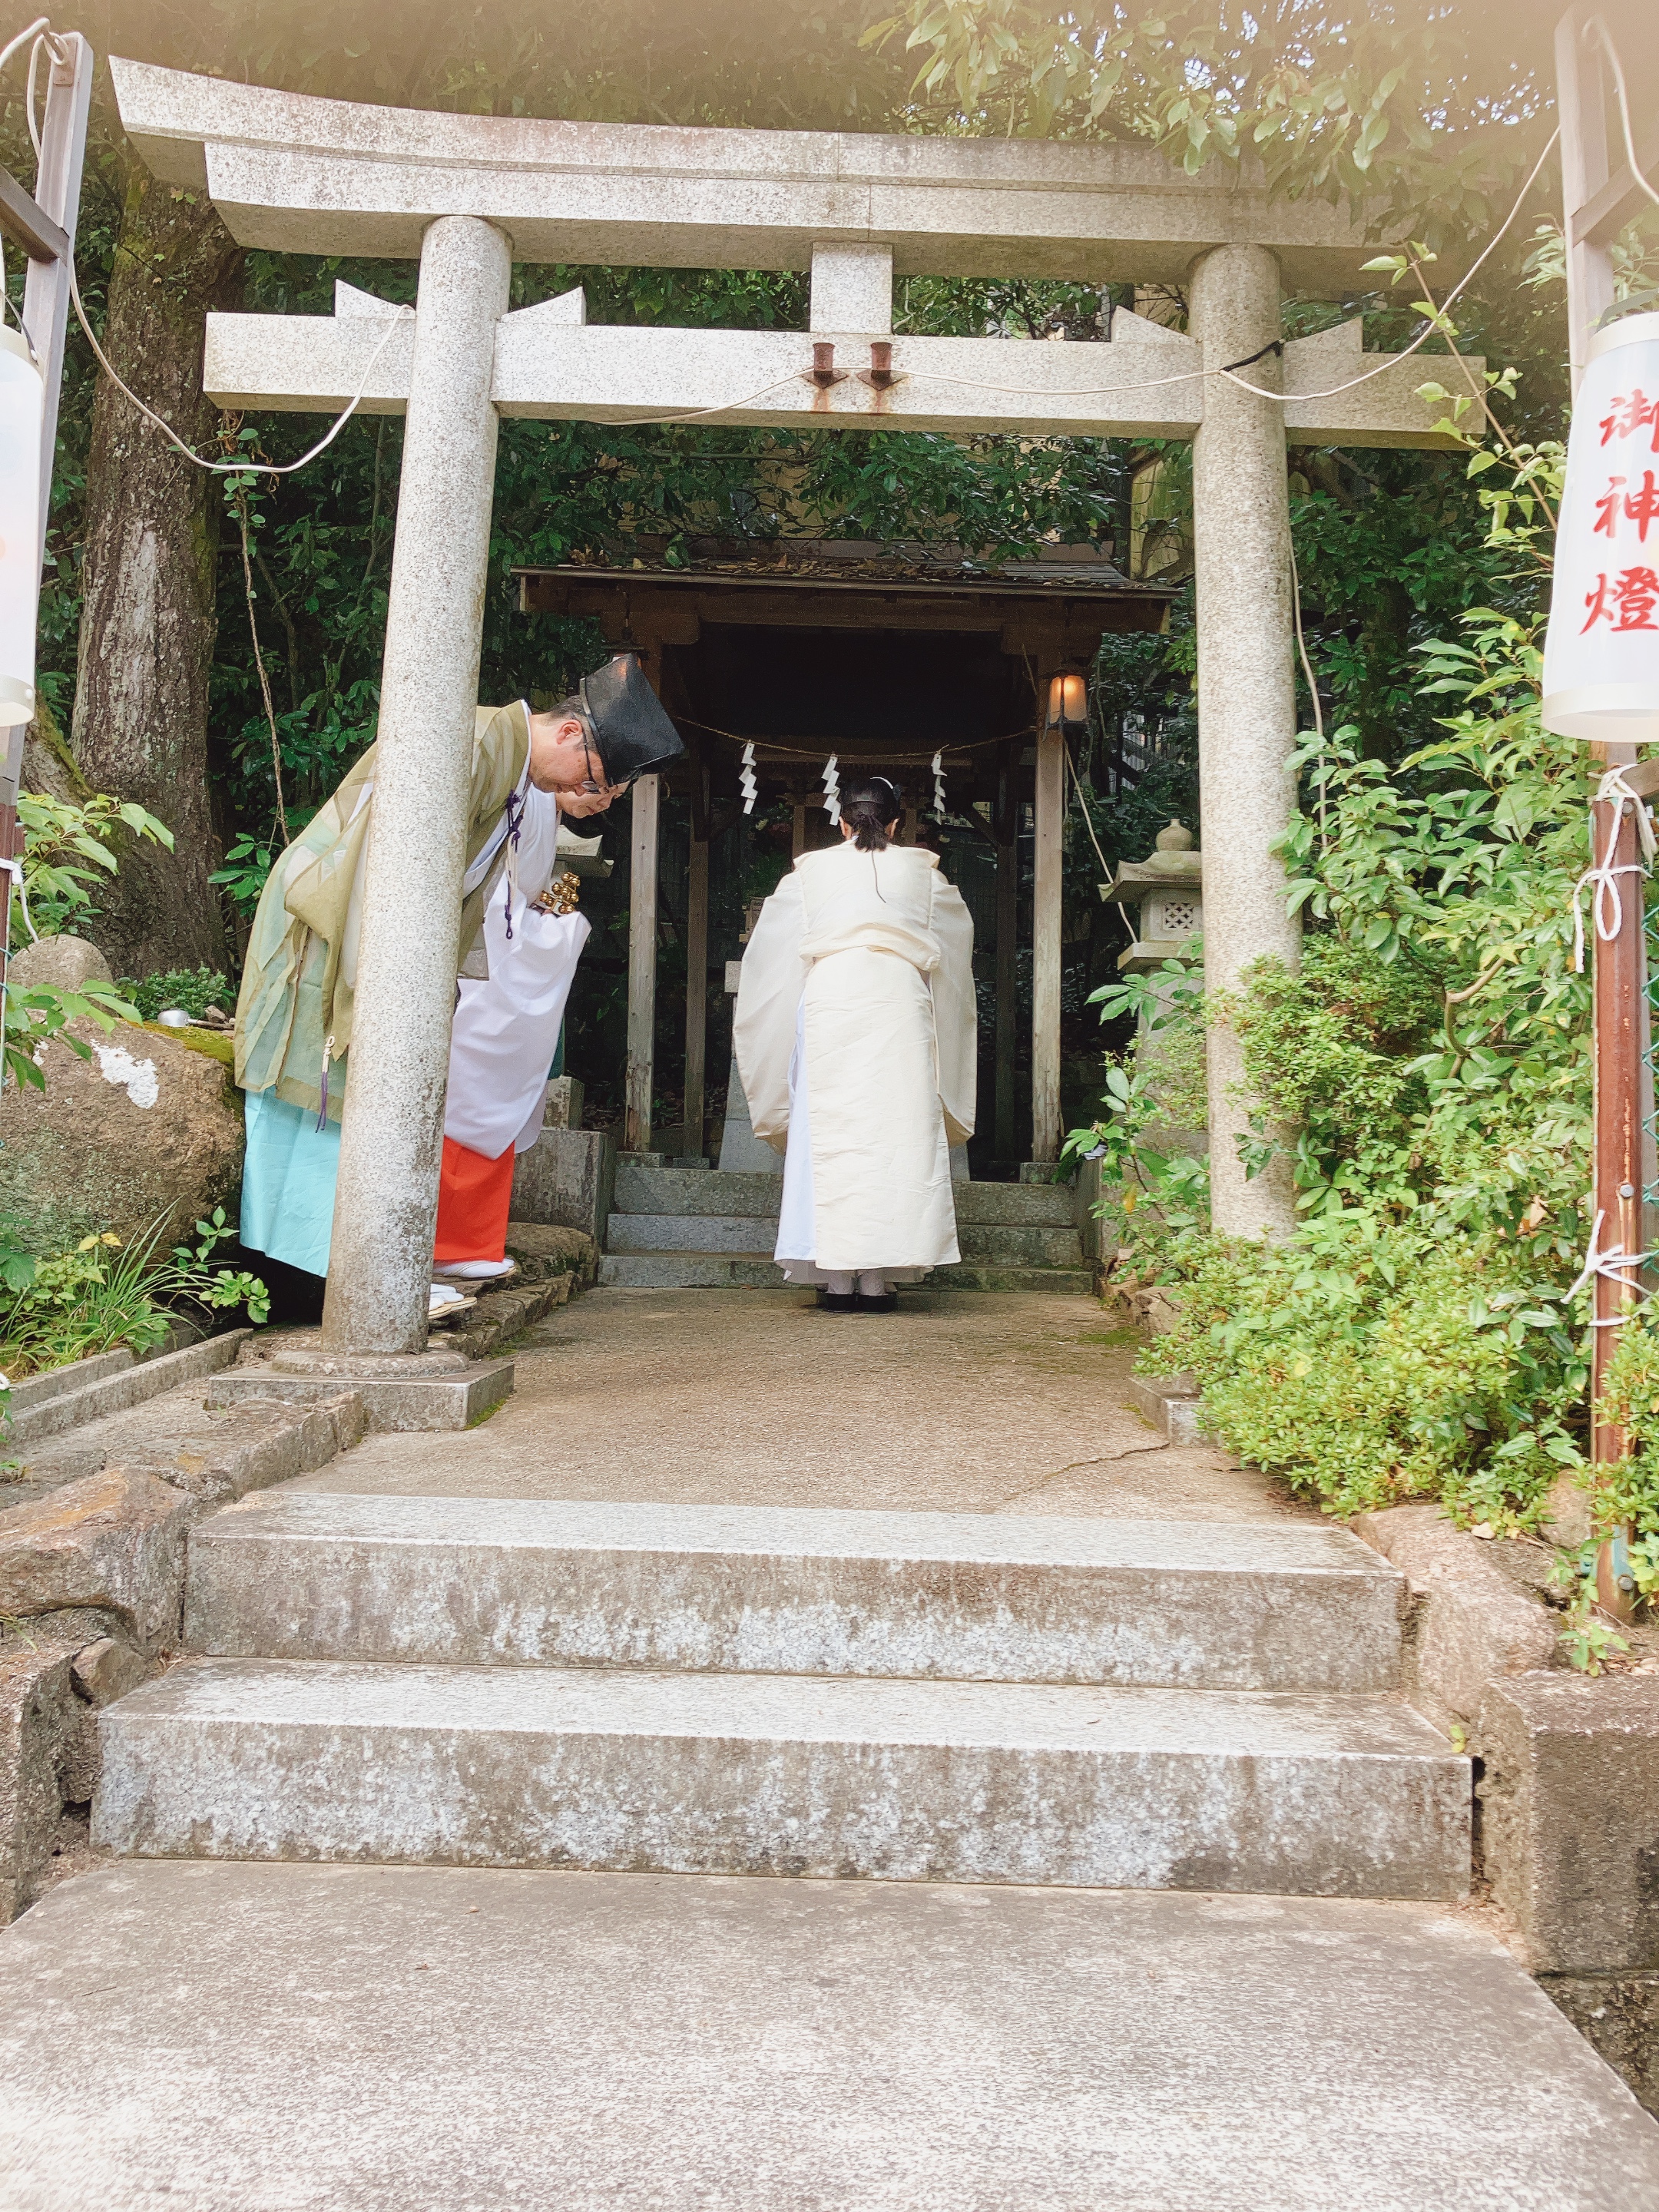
top-left (112, 55), bottom-right (1425, 293)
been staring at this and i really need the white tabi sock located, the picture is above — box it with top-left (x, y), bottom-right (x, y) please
top-left (857, 1270), bottom-right (889, 1297)
top-left (823, 1271), bottom-right (855, 1296)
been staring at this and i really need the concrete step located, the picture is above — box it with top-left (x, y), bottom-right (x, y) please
top-left (186, 1495), bottom-right (1409, 1693)
top-left (12, 1864), bottom-right (1657, 2212)
top-left (96, 1658), bottom-right (1469, 1899)
top-left (612, 1161), bottom-right (1078, 1228)
top-left (608, 1212), bottom-right (777, 1254)
top-left (596, 1253), bottom-right (1093, 1293)
top-left (604, 1214), bottom-right (1084, 1267)
top-left (951, 1181), bottom-right (1078, 1227)
top-left (614, 1163), bottom-right (783, 1217)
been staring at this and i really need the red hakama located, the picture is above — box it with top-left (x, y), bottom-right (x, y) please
top-left (432, 1137), bottom-right (516, 1267)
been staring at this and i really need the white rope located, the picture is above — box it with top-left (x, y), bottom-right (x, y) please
top-left (0, 858), bottom-right (38, 945)
top-left (0, 16), bottom-right (51, 76)
top-left (1222, 126), bottom-right (1561, 405)
top-left (1571, 768), bottom-right (1656, 972)
top-left (1570, 1209), bottom-right (1656, 1325)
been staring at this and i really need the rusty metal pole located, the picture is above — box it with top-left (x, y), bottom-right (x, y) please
top-left (1589, 741), bottom-right (1644, 1619)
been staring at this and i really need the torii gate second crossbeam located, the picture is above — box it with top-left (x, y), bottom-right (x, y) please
top-left (110, 58), bottom-right (1478, 1359)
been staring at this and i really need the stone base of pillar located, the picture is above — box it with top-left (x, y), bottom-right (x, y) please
top-left (206, 1356), bottom-right (515, 1432)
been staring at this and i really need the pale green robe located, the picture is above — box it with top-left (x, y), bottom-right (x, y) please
top-left (234, 703), bottom-right (531, 1120)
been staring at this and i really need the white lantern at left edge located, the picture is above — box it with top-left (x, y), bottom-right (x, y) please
top-left (1543, 311), bottom-right (1659, 745)
top-left (0, 326), bottom-right (45, 730)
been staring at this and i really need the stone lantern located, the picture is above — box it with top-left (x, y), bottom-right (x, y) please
top-left (1101, 821), bottom-right (1202, 972)
top-left (1101, 822), bottom-right (1206, 1146)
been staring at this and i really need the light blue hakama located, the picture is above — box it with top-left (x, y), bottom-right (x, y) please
top-left (239, 1088), bottom-right (341, 1278)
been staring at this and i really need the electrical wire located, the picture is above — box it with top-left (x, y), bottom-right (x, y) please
top-left (1588, 15), bottom-right (1659, 214)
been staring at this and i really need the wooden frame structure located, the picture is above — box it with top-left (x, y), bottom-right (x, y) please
top-left (518, 546), bottom-right (1173, 1160)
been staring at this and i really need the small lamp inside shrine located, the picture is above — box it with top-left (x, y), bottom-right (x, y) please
top-left (1542, 311), bottom-right (1659, 744)
top-left (0, 326), bottom-right (45, 730)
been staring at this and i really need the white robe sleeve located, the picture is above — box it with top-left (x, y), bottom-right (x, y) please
top-left (929, 876), bottom-right (978, 1145)
top-left (733, 874), bottom-right (808, 1149)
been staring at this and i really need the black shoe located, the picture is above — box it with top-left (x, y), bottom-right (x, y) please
top-left (856, 1291), bottom-right (898, 1313)
top-left (817, 1290), bottom-right (859, 1313)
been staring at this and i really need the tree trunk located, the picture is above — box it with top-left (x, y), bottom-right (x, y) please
top-left (71, 164), bottom-right (243, 979)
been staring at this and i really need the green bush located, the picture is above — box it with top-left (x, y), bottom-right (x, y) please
top-left (1078, 603), bottom-right (1598, 1529)
top-left (120, 969), bottom-right (237, 1022)
top-left (0, 1211), bottom-right (268, 1382)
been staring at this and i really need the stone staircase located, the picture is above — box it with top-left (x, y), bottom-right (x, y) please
top-left (598, 1161), bottom-right (1094, 1293)
top-left (95, 1496), bottom-right (1470, 1899)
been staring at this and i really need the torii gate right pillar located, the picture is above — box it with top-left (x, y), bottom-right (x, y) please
top-left (1188, 243), bottom-right (1301, 1239)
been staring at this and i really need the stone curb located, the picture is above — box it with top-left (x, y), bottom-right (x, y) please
top-left (5, 1332), bottom-right (253, 1449)
top-left (0, 1392), bottom-right (366, 1647)
top-left (6, 1349), bottom-right (134, 1418)
top-left (1350, 1504), bottom-right (1559, 1728)
top-left (1128, 1373), bottom-right (1204, 1445)
top-left (447, 1273), bottom-right (572, 1360)
top-left (0, 1388), bottom-right (366, 1922)
top-left (1479, 1673), bottom-right (1659, 1978)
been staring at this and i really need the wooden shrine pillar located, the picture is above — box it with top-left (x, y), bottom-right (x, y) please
top-left (993, 741), bottom-right (1018, 1161)
top-left (624, 640), bottom-right (668, 1157)
top-left (1031, 693), bottom-right (1065, 1164)
top-left (684, 750), bottom-right (711, 1161)
top-left (624, 772), bottom-right (661, 1154)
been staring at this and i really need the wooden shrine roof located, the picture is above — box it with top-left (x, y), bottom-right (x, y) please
top-left (515, 539), bottom-right (1174, 658)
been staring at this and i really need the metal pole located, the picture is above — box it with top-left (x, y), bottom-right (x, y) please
top-left (1591, 743), bottom-right (1646, 1620)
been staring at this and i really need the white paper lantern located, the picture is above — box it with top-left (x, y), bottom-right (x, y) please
top-left (0, 327), bottom-right (45, 732)
top-left (1543, 311), bottom-right (1659, 745)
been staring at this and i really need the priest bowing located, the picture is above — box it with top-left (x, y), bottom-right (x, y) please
top-left (234, 653), bottom-right (684, 1300)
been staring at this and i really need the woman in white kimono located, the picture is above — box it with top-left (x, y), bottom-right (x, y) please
top-left (734, 777), bottom-right (976, 1313)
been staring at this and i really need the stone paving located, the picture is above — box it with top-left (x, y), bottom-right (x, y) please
top-left (291, 1286), bottom-right (1306, 1520)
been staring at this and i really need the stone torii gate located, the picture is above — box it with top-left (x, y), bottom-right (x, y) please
top-left (110, 59), bottom-right (1474, 1362)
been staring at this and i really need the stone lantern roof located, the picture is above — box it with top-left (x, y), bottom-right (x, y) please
top-left (1101, 820), bottom-right (1203, 973)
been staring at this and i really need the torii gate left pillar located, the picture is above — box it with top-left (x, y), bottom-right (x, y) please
top-left (323, 216), bottom-right (510, 1354)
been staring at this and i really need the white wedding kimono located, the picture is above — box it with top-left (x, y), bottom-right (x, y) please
top-left (734, 839), bottom-right (976, 1281)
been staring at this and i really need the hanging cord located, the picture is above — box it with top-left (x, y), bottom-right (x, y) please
top-left (1287, 538), bottom-right (1328, 850)
top-left (1588, 17), bottom-right (1659, 213)
top-left (227, 470), bottom-right (290, 846)
top-left (1571, 767), bottom-right (1656, 972)
top-left (1061, 737), bottom-right (1114, 882)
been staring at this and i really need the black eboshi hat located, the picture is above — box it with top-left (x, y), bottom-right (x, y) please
top-left (578, 652), bottom-right (687, 785)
